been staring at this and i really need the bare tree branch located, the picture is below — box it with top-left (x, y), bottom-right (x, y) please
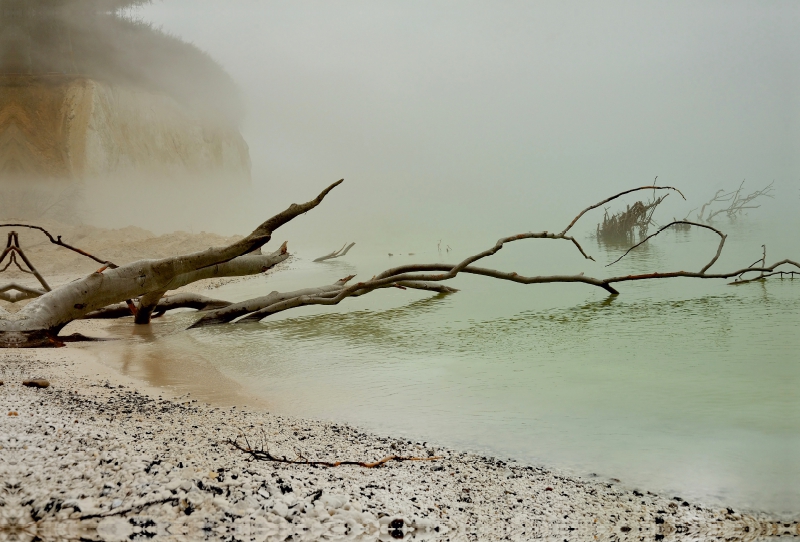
top-left (1, 180), bottom-right (797, 347)
top-left (228, 437), bottom-right (440, 468)
top-left (0, 181), bottom-right (343, 345)
top-left (601, 259), bottom-right (800, 286)
top-left (190, 276), bottom-right (356, 327)
top-left (85, 293), bottom-right (232, 319)
top-left (217, 232), bottom-right (619, 323)
top-left (0, 223), bottom-right (117, 267)
top-left (313, 242), bottom-right (355, 262)
top-left (134, 290), bottom-right (168, 324)
top-left (0, 231), bottom-right (52, 291)
top-left (696, 181), bottom-right (774, 222)
top-left (606, 220), bottom-right (727, 274)
top-left (191, 213), bottom-right (797, 326)
top-left (560, 186), bottom-right (685, 236)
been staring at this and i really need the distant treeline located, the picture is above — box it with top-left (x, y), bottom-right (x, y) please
top-left (0, 0), bottom-right (243, 123)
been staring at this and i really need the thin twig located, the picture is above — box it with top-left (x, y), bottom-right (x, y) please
top-left (313, 242), bottom-right (356, 262)
top-left (0, 223), bottom-right (117, 268)
top-left (228, 438), bottom-right (441, 468)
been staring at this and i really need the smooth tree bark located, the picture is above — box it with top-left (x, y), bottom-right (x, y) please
top-left (0, 180), bottom-right (797, 347)
top-left (0, 181), bottom-right (341, 346)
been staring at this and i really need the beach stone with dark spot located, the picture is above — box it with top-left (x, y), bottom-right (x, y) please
top-left (23, 379), bottom-right (50, 388)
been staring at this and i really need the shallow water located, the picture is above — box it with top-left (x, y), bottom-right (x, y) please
top-left (89, 219), bottom-right (800, 516)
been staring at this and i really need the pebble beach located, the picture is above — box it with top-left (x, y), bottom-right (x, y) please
top-left (1, 346), bottom-right (797, 542)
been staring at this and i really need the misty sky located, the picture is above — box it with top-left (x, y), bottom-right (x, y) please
top-left (137, 0), bottom-right (798, 245)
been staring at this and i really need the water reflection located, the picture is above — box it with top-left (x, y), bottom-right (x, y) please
top-left (84, 220), bottom-right (799, 516)
top-left (80, 315), bottom-right (259, 406)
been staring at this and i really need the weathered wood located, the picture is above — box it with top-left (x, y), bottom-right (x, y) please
top-left (85, 293), bottom-right (233, 319)
top-left (0, 181), bottom-right (341, 346)
top-left (0, 181), bottom-right (797, 347)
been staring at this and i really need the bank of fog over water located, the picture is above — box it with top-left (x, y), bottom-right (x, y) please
top-left (82, 214), bottom-right (800, 517)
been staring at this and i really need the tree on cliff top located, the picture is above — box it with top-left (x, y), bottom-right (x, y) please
top-left (0, 0), bottom-right (243, 123)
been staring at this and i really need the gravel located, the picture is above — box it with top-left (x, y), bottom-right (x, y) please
top-left (1, 350), bottom-right (796, 541)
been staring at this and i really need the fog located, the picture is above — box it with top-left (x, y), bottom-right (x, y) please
top-left (0, 0), bottom-right (241, 121)
top-left (2, 1), bottom-right (798, 251)
top-left (130, 0), bottom-right (798, 249)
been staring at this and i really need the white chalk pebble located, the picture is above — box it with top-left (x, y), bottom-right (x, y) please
top-left (0, 354), bottom-right (781, 542)
top-left (272, 501), bottom-right (289, 518)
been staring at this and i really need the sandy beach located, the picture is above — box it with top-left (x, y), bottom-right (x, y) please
top-left (0, 342), bottom-right (796, 542)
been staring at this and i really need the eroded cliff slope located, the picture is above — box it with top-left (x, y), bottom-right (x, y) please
top-left (0, 75), bottom-right (250, 182)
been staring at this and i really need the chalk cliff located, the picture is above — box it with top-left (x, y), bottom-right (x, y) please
top-left (0, 75), bottom-right (251, 182)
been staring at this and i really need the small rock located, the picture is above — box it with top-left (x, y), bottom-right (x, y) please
top-left (272, 501), bottom-right (289, 517)
top-left (23, 379), bottom-right (50, 388)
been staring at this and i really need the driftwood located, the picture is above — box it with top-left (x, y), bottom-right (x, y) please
top-left (693, 181), bottom-right (774, 223)
top-left (596, 195), bottom-right (668, 244)
top-left (313, 242), bottom-right (355, 262)
top-left (228, 436), bottom-right (441, 468)
top-left (0, 180), bottom-right (797, 347)
top-left (0, 231), bottom-right (52, 301)
top-left (84, 293), bottom-right (233, 319)
top-left (0, 180), bottom-right (341, 346)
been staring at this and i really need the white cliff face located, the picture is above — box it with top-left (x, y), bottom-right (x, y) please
top-left (79, 80), bottom-right (251, 180)
top-left (1, 75), bottom-right (251, 183)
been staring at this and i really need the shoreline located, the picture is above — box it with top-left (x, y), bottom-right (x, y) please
top-left (1, 346), bottom-right (796, 541)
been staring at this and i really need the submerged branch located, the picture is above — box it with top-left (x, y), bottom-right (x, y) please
top-left (313, 242), bottom-right (355, 262)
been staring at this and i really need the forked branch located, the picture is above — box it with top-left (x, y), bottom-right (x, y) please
top-left (313, 242), bottom-right (355, 262)
top-left (696, 181), bottom-right (774, 222)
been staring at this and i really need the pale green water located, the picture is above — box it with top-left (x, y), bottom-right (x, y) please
top-left (91, 220), bottom-right (800, 516)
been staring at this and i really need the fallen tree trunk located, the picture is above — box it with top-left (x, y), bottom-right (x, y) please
top-left (0, 180), bottom-right (341, 347)
top-left (0, 180), bottom-right (797, 347)
top-left (85, 293), bottom-right (233, 319)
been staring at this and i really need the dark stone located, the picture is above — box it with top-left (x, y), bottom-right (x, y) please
top-left (23, 379), bottom-right (50, 388)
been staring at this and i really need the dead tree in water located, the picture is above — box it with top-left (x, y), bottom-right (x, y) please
top-left (595, 195), bottom-right (668, 244)
top-left (694, 181), bottom-right (774, 223)
top-left (0, 180), bottom-right (797, 347)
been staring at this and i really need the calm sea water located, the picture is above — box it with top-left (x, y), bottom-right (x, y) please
top-left (88, 219), bottom-right (800, 517)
